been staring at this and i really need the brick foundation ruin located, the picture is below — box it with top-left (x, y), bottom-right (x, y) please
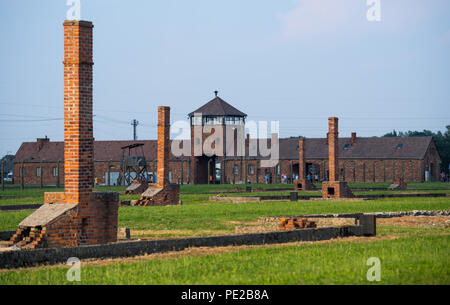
top-left (135, 106), bottom-right (180, 206)
top-left (322, 117), bottom-right (354, 199)
top-left (293, 138), bottom-right (317, 191)
top-left (278, 218), bottom-right (317, 230)
top-left (125, 180), bottom-right (148, 194)
top-left (388, 177), bottom-right (408, 190)
top-left (9, 20), bottom-right (118, 249)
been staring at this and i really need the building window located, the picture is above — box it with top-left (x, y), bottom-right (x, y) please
top-left (233, 165), bottom-right (239, 175)
top-left (191, 116), bottom-right (202, 126)
top-left (169, 171), bottom-right (172, 183)
top-left (204, 116), bottom-right (223, 125)
top-left (36, 167), bottom-right (41, 177)
top-left (248, 165), bottom-right (255, 175)
top-left (225, 116), bottom-right (244, 125)
top-left (53, 167), bottom-right (58, 177)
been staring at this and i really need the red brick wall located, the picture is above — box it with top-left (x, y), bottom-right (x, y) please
top-left (157, 106), bottom-right (170, 188)
top-left (328, 117), bottom-right (339, 181)
top-left (298, 138), bottom-right (305, 180)
top-left (63, 20), bottom-right (94, 204)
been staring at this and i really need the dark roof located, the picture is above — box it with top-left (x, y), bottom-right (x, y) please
top-left (279, 136), bottom-right (434, 160)
top-left (13, 140), bottom-right (189, 163)
top-left (13, 136), bottom-right (434, 163)
top-left (188, 96), bottom-right (247, 117)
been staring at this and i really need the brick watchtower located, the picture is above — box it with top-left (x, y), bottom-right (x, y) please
top-left (9, 20), bottom-right (119, 249)
top-left (188, 92), bottom-right (247, 184)
top-left (322, 117), bottom-right (354, 199)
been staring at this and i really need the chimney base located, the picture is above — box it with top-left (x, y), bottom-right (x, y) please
top-left (322, 181), bottom-right (354, 199)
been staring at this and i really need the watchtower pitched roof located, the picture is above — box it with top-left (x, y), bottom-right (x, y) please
top-left (188, 96), bottom-right (247, 117)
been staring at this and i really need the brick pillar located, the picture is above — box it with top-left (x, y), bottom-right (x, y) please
top-left (298, 138), bottom-right (306, 180)
top-left (63, 20), bottom-right (94, 204)
top-left (157, 106), bottom-right (170, 188)
top-left (56, 160), bottom-right (61, 188)
top-left (328, 117), bottom-right (339, 181)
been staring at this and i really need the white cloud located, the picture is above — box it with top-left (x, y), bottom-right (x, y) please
top-left (279, 0), bottom-right (361, 37)
top-left (278, 0), bottom-right (444, 38)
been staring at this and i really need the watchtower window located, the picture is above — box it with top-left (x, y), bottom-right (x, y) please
top-left (225, 116), bottom-right (244, 125)
top-left (191, 116), bottom-right (202, 126)
top-left (204, 116), bottom-right (223, 125)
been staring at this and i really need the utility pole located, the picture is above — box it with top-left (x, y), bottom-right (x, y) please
top-left (131, 119), bottom-right (139, 140)
top-left (39, 160), bottom-right (43, 189)
top-left (20, 161), bottom-right (24, 190)
top-left (1, 159), bottom-right (4, 191)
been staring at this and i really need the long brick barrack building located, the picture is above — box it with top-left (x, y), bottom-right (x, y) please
top-left (13, 95), bottom-right (441, 186)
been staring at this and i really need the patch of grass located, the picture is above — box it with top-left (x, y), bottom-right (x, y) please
top-left (1, 192), bottom-right (449, 233)
top-left (0, 197), bottom-right (44, 206)
top-left (0, 210), bottom-right (34, 231)
top-left (0, 185), bottom-right (127, 198)
top-left (180, 184), bottom-right (291, 194)
top-left (116, 197), bottom-right (450, 233)
top-left (1, 227), bottom-right (448, 285)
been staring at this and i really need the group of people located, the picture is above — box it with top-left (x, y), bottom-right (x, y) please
top-left (440, 172), bottom-right (450, 182)
top-left (279, 173), bottom-right (320, 184)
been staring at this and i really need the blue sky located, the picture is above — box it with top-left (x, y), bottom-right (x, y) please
top-left (1, 0), bottom-right (449, 157)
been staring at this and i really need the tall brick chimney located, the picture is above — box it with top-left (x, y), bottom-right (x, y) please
top-left (298, 138), bottom-right (305, 180)
top-left (9, 20), bottom-right (118, 249)
top-left (328, 117), bottom-right (339, 181)
top-left (157, 106), bottom-right (170, 188)
top-left (63, 20), bottom-right (94, 205)
top-left (351, 132), bottom-right (357, 145)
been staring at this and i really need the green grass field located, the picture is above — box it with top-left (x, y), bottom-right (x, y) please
top-left (0, 226), bottom-right (448, 285)
top-left (0, 182), bottom-right (449, 285)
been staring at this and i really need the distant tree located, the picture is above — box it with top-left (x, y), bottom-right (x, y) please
top-left (383, 130), bottom-right (398, 137)
top-left (383, 126), bottom-right (450, 174)
top-left (0, 155), bottom-right (14, 174)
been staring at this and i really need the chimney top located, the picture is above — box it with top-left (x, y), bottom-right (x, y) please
top-left (37, 137), bottom-right (50, 151)
top-left (351, 132), bottom-right (357, 145)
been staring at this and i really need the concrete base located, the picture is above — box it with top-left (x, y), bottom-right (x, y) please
top-left (136, 184), bottom-right (180, 206)
top-left (293, 179), bottom-right (317, 191)
top-left (125, 180), bottom-right (148, 194)
top-left (388, 177), bottom-right (407, 190)
top-left (322, 181), bottom-right (354, 199)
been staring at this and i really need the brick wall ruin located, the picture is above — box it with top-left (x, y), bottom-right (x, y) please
top-left (10, 20), bottom-right (118, 249)
top-left (136, 106), bottom-right (180, 206)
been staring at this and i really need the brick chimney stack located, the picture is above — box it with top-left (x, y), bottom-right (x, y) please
top-left (157, 106), bottom-right (170, 188)
top-left (63, 20), bottom-right (94, 204)
top-left (298, 138), bottom-right (305, 180)
top-left (37, 137), bottom-right (50, 151)
top-left (351, 132), bottom-right (357, 145)
top-left (328, 117), bottom-right (339, 182)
